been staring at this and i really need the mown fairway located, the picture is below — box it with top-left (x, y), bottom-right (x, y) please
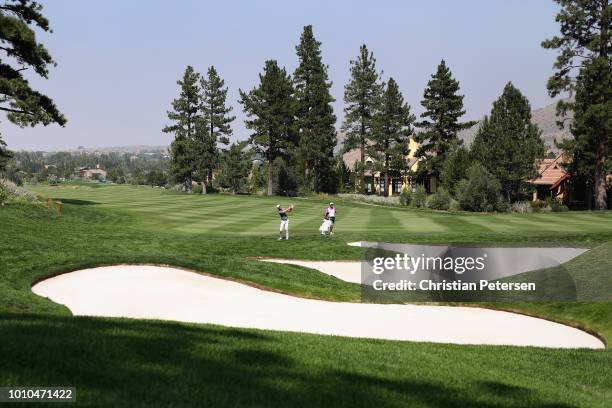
top-left (1, 183), bottom-right (611, 407)
top-left (30, 184), bottom-right (612, 240)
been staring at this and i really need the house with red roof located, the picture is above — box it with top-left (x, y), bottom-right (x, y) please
top-left (529, 154), bottom-right (571, 202)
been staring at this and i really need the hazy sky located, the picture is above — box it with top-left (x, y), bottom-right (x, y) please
top-left (3, 0), bottom-right (563, 151)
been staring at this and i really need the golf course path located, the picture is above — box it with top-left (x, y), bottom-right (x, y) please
top-left (32, 265), bottom-right (604, 349)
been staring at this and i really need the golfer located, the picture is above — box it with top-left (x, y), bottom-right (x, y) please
top-left (324, 202), bottom-right (337, 235)
top-left (277, 204), bottom-right (293, 240)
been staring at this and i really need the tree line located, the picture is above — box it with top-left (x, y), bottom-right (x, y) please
top-left (1, 1), bottom-right (610, 208)
top-left (5, 150), bottom-right (170, 186)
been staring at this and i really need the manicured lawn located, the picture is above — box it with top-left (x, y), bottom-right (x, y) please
top-left (1, 183), bottom-right (611, 407)
top-left (28, 184), bottom-right (612, 240)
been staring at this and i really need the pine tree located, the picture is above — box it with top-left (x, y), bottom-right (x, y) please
top-left (342, 44), bottom-right (384, 193)
top-left (163, 66), bottom-right (201, 192)
top-left (542, 0), bottom-right (611, 209)
top-left (239, 60), bottom-right (295, 196)
top-left (0, 134), bottom-right (10, 172)
top-left (371, 78), bottom-right (415, 196)
top-left (219, 141), bottom-right (252, 194)
top-left (293, 25), bottom-right (337, 193)
top-left (561, 57), bottom-right (611, 208)
top-left (471, 82), bottom-right (545, 202)
top-left (195, 66), bottom-right (235, 194)
top-left (440, 145), bottom-right (471, 197)
top-left (0, 0), bottom-right (66, 157)
top-left (415, 60), bottom-right (475, 180)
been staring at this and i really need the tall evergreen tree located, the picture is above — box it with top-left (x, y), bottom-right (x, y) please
top-left (163, 66), bottom-right (201, 192)
top-left (371, 78), bottom-right (415, 196)
top-left (561, 57), bottom-right (611, 209)
top-left (239, 60), bottom-right (295, 196)
top-left (342, 44), bottom-right (384, 193)
top-left (293, 25), bottom-right (337, 193)
top-left (0, 0), bottom-right (66, 158)
top-left (195, 66), bottom-right (234, 194)
top-left (414, 60), bottom-right (475, 180)
top-left (542, 0), bottom-right (611, 209)
top-left (471, 82), bottom-right (545, 202)
top-left (440, 145), bottom-right (471, 196)
top-left (0, 134), bottom-right (10, 172)
top-left (219, 141), bottom-right (252, 194)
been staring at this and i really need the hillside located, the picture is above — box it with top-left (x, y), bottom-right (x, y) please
top-left (337, 100), bottom-right (573, 156)
top-left (458, 100), bottom-right (573, 153)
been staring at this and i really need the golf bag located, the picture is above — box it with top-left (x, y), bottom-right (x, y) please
top-left (319, 219), bottom-right (332, 234)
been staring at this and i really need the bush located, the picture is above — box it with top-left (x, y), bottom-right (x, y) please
top-left (426, 188), bottom-right (452, 210)
top-left (47, 174), bottom-right (58, 185)
top-left (448, 198), bottom-right (460, 212)
top-left (337, 193), bottom-right (400, 206)
top-left (0, 184), bottom-right (7, 205)
top-left (297, 186), bottom-right (313, 197)
top-left (455, 164), bottom-right (506, 212)
top-left (192, 184), bottom-right (203, 194)
top-left (410, 185), bottom-right (427, 208)
top-left (0, 178), bottom-right (39, 204)
top-left (399, 188), bottom-right (412, 206)
top-left (530, 200), bottom-right (552, 213)
top-left (511, 201), bottom-right (533, 214)
top-left (548, 198), bottom-right (569, 212)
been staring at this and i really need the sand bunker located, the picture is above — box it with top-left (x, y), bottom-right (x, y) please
top-left (32, 265), bottom-right (603, 349)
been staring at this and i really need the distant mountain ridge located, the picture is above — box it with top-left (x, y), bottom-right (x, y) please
top-left (336, 100), bottom-right (573, 155)
top-left (60, 145), bottom-right (168, 154)
top-left (458, 100), bottom-right (572, 153)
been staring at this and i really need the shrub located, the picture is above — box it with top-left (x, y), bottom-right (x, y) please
top-left (0, 178), bottom-right (39, 204)
top-left (511, 201), bottom-right (533, 214)
top-left (410, 185), bottom-right (427, 208)
top-left (448, 198), bottom-right (460, 212)
top-left (337, 193), bottom-right (400, 206)
top-left (547, 197), bottom-right (569, 212)
top-left (47, 174), bottom-right (58, 185)
top-left (530, 199), bottom-right (553, 213)
top-left (399, 188), bottom-right (412, 206)
top-left (426, 188), bottom-right (452, 210)
top-left (297, 186), bottom-right (313, 197)
top-left (192, 184), bottom-right (203, 194)
top-left (0, 184), bottom-right (7, 205)
top-left (455, 164), bottom-right (506, 212)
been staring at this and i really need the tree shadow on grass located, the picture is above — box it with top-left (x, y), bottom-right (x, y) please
top-left (0, 314), bottom-right (582, 407)
top-left (59, 199), bottom-right (99, 206)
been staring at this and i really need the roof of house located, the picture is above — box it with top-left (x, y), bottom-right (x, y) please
top-left (342, 148), bottom-right (365, 170)
top-left (530, 155), bottom-right (570, 188)
top-left (342, 149), bottom-right (420, 171)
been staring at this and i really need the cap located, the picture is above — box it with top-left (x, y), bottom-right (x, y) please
top-left (330, 202), bottom-right (334, 206)
top-left (276, 204), bottom-right (281, 208)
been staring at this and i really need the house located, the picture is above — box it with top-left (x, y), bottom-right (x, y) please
top-left (529, 154), bottom-right (571, 202)
top-left (77, 164), bottom-right (107, 180)
top-left (342, 138), bottom-right (437, 196)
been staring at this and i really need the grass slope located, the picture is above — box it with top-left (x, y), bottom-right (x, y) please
top-left (0, 183), bottom-right (611, 407)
